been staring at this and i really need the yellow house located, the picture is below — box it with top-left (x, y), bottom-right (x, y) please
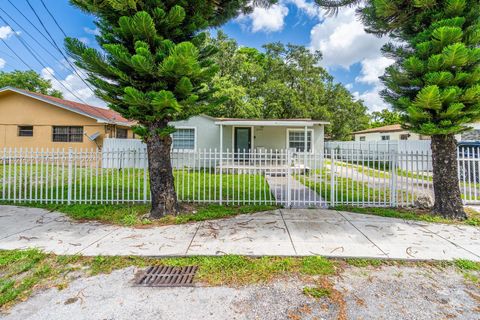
top-left (0, 86), bottom-right (134, 149)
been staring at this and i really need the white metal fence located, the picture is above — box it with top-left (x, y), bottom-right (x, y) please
top-left (0, 147), bottom-right (479, 207)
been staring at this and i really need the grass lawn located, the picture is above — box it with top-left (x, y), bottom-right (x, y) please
top-left (0, 249), bottom-right (338, 310)
top-left (1, 249), bottom-right (478, 312)
top-left (0, 202), bottom-right (279, 227)
top-left (334, 205), bottom-right (480, 226)
top-left (298, 169), bottom-right (392, 205)
top-left (0, 165), bottom-right (274, 204)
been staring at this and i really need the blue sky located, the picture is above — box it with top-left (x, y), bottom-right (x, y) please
top-left (0, 0), bottom-right (392, 111)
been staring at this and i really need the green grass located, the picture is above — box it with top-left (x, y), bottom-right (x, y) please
top-left (0, 250), bottom-right (339, 310)
top-left (0, 165), bottom-right (274, 204)
top-left (335, 205), bottom-right (480, 226)
top-left (0, 202), bottom-right (278, 227)
top-left (345, 258), bottom-right (383, 267)
top-left (302, 286), bottom-right (331, 298)
top-left (453, 259), bottom-right (480, 284)
top-left (298, 168), bottom-right (391, 204)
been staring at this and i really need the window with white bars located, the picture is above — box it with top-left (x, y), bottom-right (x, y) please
top-left (52, 126), bottom-right (84, 142)
top-left (172, 128), bottom-right (195, 150)
top-left (288, 130), bottom-right (312, 152)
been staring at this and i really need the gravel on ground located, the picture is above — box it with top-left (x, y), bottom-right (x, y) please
top-left (2, 265), bottom-right (479, 320)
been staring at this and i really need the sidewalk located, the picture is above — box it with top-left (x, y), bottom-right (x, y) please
top-left (0, 205), bottom-right (479, 261)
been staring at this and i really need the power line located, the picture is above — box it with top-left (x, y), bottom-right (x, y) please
top-left (0, 14), bottom-right (90, 104)
top-left (6, 0), bottom-right (57, 49)
top-left (40, 0), bottom-right (67, 38)
top-left (25, 0), bottom-right (96, 94)
top-left (0, 6), bottom-right (65, 69)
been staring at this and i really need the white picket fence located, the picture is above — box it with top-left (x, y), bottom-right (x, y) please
top-left (0, 147), bottom-right (479, 206)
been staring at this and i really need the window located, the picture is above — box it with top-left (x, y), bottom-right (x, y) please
top-left (52, 126), bottom-right (84, 142)
top-left (288, 130), bottom-right (312, 152)
top-left (359, 136), bottom-right (366, 141)
top-left (18, 126), bottom-right (33, 137)
top-left (400, 134), bottom-right (409, 140)
top-left (116, 128), bottom-right (128, 139)
top-left (381, 135), bottom-right (390, 141)
top-left (172, 128), bottom-right (195, 150)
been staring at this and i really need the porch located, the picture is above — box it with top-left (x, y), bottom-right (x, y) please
top-left (214, 118), bottom-right (328, 154)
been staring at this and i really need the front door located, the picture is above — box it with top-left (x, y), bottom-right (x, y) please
top-left (234, 127), bottom-right (251, 159)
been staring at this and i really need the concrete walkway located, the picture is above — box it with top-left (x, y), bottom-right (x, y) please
top-left (265, 175), bottom-right (327, 208)
top-left (0, 205), bottom-right (479, 261)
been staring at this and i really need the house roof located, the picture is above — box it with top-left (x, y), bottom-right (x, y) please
top-left (214, 118), bottom-right (329, 127)
top-left (352, 124), bottom-right (404, 135)
top-left (0, 86), bottom-right (132, 126)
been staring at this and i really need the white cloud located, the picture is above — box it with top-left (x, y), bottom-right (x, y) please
top-left (79, 37), bottom-right (90, 45)
top-left (237, 3), bottom-right (289, 33)
top-left (309, 8), bottom-right (390, 68)
top-left (308, 7), bottom-right (394, 111)
top-left (0, 26), bottom-right (14, 40)
top-left (41, 67), bottom-right (107, 108)
top-left (83, 27), bottom-right (100, 36)
top-left (353, 86), bottom-right (389, 112)
top-left (0, 58), bottom-right (5, 69)
top-left (287, 0), bottom-right (320, 18)
top-left (355, 57), bottom-right (394, 85)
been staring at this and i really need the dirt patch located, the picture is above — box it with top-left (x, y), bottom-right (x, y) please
top-left (3, 264), bottom-right (479, 320)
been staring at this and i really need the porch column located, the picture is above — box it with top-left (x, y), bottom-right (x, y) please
top-left (219, 124), bottom-right (223, 205)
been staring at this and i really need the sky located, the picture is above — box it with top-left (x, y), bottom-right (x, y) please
top-left (0, 0), bottom-right (394, 112)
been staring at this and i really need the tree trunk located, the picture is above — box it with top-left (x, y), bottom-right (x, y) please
top-left (431, 134), bottom-right (466, 220)
top-left (145, 122), bottom-right (178, 218)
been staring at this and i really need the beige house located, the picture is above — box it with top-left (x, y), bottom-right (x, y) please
top-left (0, 87), bottom-right (133, 149)
top-left (352, 124), bottom-right (430, 142)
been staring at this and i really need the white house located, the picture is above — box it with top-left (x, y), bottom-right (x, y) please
top-left (352, 124), bottom-right (429, 142)
top-left (170, 115), bottom-right (329, 153)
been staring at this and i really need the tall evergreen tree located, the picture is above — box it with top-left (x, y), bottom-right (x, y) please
top-left (66, 0), bottom-right (270, 218)
top-left (316, 0), bottom-right (480, 219)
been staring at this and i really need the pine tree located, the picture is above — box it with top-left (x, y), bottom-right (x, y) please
top-left (316, 0), bottom-right (480, 219)
top-left (66, 0), bottom-right (267, 218)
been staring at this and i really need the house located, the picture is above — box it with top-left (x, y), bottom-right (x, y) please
top-left (169, 115), bottom-right (329, 153)
top-left (352, 124), bottom-right (430, 142)
top-left (0, 86), bottom-right (133, 149)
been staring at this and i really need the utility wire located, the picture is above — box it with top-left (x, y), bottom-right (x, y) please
top-left (25, 0), bottom-right (96, 94)
top-left (6, 0), bottom-right (57, 49)
top-left (0, 6), bottom-right (65, 69)
top-left (0, 14), bottom-right (90, 104)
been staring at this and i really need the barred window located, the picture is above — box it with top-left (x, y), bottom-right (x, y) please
top-left (18, 126), bottom-right (33, 137)
top-left (288, 130), bottom-right (312, 152)
top-left (172, 128), bottom-right (195, 150)
top-left (52, 126), bottom-right (83, 142)
top-left (116, 128), bottom-right (128, 139)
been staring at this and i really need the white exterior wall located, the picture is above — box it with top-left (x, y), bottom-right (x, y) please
top-left (354, 130), bottom-right (425, 142)
top-left (170, 116), bottom-right (325, 152)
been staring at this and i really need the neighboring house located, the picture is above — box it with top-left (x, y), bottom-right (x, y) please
top-left (461, 122), bottom-right (480, 141)
top-left (352, 124), bottom-right (430, 142)
top-left (0, 86), bottom-right (133, 149)
top-left (169, 115), bottom-right (329, 153)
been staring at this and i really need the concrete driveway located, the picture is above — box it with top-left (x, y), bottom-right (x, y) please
top-left (0, 205), bottom-right (479, 261)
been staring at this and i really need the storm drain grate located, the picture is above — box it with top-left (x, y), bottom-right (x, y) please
top-left (134, 265), bottom-right (198, 287)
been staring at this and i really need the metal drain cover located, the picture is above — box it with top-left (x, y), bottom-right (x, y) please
top-left (134, 265), bottom-right (198, 287)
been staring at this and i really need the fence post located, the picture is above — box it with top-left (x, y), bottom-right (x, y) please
top-left (330, 149), bottom-right (335, 207)
top-left (67, 148), bottom-right (73, 204)
top-left (390, 152), bottom-right (398, 207)
top-left (219, 149), bottom-right (223, 205)
top-left (143, 149), bottom-right (148, 204)
top-left (286, 149), bottom-right (291, 208)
